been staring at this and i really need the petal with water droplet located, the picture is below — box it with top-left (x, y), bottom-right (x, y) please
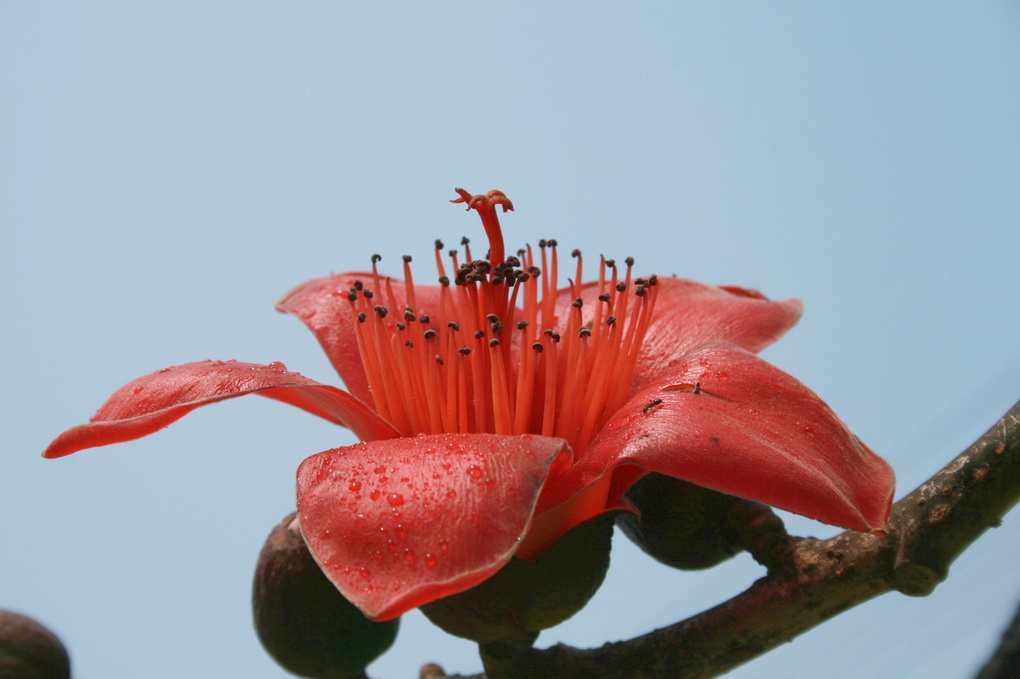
top-left (297, 433), bottom-right (570, 621)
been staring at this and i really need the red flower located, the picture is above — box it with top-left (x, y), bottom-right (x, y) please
top-left (44, 189), bottom-right (894, 622)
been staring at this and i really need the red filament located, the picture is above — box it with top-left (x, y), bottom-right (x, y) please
top-left (345, 189), bottom-right (658, 454)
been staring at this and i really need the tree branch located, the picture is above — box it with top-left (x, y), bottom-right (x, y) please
top-left (421, 398), bottom-right (1020, 679)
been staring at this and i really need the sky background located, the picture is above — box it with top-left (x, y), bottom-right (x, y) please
top-left (3, 2), bottom-right (1019, 678)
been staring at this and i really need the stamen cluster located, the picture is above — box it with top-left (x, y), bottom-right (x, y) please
top-left (344, 190), bottom-right (658, 454)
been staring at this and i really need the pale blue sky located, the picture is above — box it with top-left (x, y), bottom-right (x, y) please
top-left (3, 3), bottom-right (1019, 678)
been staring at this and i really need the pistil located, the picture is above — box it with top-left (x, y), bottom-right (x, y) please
top-left (344, 189), bottom-right (658, 454)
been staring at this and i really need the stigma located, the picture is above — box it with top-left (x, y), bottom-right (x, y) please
top-left (344, 189), bottom-right (658, 454)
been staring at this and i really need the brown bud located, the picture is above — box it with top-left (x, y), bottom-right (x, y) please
top-left (253, 513), bottom-right (398, 678)
top-left (0, 609), bottom-right (71, 679)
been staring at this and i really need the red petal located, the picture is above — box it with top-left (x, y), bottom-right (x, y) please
top-left (566, 342), bottom-right (894, 532)
top-left (43, 360), bottom-right (398, 459)
top-left (275, 273), bottom-right (444, 405)
top-left (296, 433), bottom-right (569, 621)
top-left (555, 277), bottom-right (802, 390)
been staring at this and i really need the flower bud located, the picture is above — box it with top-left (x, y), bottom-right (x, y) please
top-left (0, 609), bottom-right (71, 679)
top-left (419, 512), bottom-right (615, 645)
top-left (617, 473), bottom-right (747, 569)
top-left (253, 513), bottom-right (398, 679)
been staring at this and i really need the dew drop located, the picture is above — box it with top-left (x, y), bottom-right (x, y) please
top-left (349, 481), bottom-right (362, 492)
top-left (387, 493), bottom-right (405, 507)
top-left (132, 386), bottom-right (144, 395)
top-left (370, 489), bottom-right (381, 501)
top-left (359, 567), bottom-right (372, 579)
top-left (404, 549), bottom-right (416, 565)
top-left (267, 361), bottom-right (287, 371)
top-left (717, 371), bottom-right (729, 382)
top-left (425, 554), bottom-right (438, 568)
top-left (466, 465), bottom-right (483, 479)
top-left (373, 464), bottom-right (387, 474)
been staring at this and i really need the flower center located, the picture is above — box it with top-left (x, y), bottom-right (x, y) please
top-left (344, 189), bottom-right (658, 454)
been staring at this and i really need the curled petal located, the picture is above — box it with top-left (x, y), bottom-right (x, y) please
top-left (43, 360), bottom-right (398, 459)
top-left (296, 433), bottom-right (570, 621)
top-left (568, 342), bottom-right (894, 532)
top-left (276, 273), bottom-right (444, 404)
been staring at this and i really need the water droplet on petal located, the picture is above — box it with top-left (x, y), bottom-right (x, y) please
top-left (267, 361), bottom-right (287, 371)
top-left (466, 465), bottom-right (483, 479)
top-left (370, 489), bottom-right (381, 501)
top-left (349, 481), bottom-right (362, 492)
top-left (373, 464), bottom-right (387, 474)
top-left (425, 554), bottom-right (437, 568)
top-left (387, 493), bottom-right (405, 507)
top-left (132, 386), bottom-right (144, 395)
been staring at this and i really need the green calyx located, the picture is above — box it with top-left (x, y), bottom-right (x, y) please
top-left (420, 511), bottom-right (616, 646)
top-left (617, 473), bottom-right (747, 570)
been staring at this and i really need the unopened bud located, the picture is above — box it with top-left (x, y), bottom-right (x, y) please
top-left (0, 609), bottom-right (71, 679)
top-left (253, 513), bottom-right (399, 678)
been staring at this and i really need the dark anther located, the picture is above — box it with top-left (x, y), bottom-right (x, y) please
top-left (461, 236), bottom-right (470, 245)
top-left (543, 329), bottom-right (554, 336)
top-left (489, 339), bottom-right (500, 348)
top-left (404, 340), bottom-right (414, 348)
top-left (474, 330), bottom-right (484, 340)
top-left (492, 276), bottom-right (504, 286)
top-left (571, 249), bottom-right (581, 258)
top-left (635, 286), bottom-right (647, 297)
top-left (458, 346), bottom-right (471, 355)
top-left (605, 259), bottom-right (616, 268)
top-left (353, 280), bottom-right (364, 290)
top-left (625, 256), bottom-right (635, 267)
top-left (436, 355), bottom-right (445, 365)
top-left (491, 322), bottom-right (503, 335)
top-left (616, 282), bottom-right (627, 292)
top-left (635, 278), bottom-right (647, 286)
top-left (486, 314), bottom-right (499, 323)
top-left (606, 315), bottom-right (617, 325)
top-left (693, 382), bottom-right (702, 395)
top-left (517, 272), bottom-right (531, 282)
top-left (505, 255), bottom-right (521, 267)
top-left (532, 343), bottom-right (544, 352)
top-left (547, 239), bottom-right (558, 247)
top-left (424, 329), bottom-right (438, 340)
top-left (404, 309), bottom-right (416, 322)
top-left (435, 239), bottom-right (444, 250)
top-left (572, 297), bottom-right (583, 308)
top-left (598, 293), bottom-right (610, 302)
top-left (517, 320), bottom-right (529, 329)
top-left (357, 312), bottom-right (366, 323)
top-left (363, 289), bottom-right (374, 299)
top-left (372, 254), bottom-right (382, 263)
top-left (374, 305), bottom-right (388, 317)
top-left (528, 266), bottom-right (541, 276)
top-left (402, 255), bottom-right (412, 263)
top-left (447, 322), bottom-right (460, 331)
top-left (419, 315), bottom-right (430, 324)
top-left (438, 275), bottom-right (450, 287)
top-left (579, 326), bottom-right (592, 338)
top-left (347, 291), bottom-right (358, 302)
top-left (538, 239), bottom-right (548, 248)
top-left (396, 322), bottom-right (406, 331)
